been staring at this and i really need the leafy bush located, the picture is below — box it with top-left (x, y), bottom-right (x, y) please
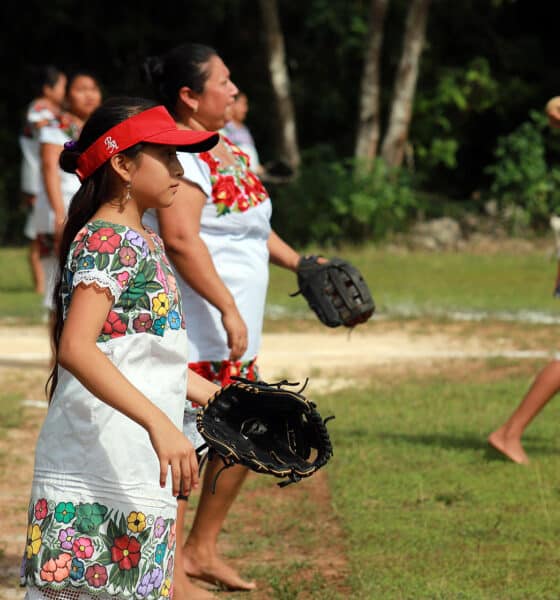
top-left (270, 147), bottom-right (417, 247)
top-left (485, 110), bottom-right (560, 231)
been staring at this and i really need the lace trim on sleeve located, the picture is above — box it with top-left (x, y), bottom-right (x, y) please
top-left (72, 270), bottom-right (122, 303)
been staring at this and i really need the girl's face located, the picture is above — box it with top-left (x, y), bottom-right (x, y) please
top-left (230, 94), bottom-right (248, 123)
top-left (44, 74), bottom-right (67, 107)
top-left (129, 145), bottom-right (184, 210)
top-left (67, 75), bottom-right (102, 120)
top-left (195, 55), bottom-right (238, 131)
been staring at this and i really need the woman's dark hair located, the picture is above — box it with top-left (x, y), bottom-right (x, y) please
top-left (28, 64), bottom-right (64, 98)
top-left (47, 96), bottom-right (157, 401)
top-left (65, 70), bottom-right (101, 94)
top-left (143, 43), bottom-right (217, 114)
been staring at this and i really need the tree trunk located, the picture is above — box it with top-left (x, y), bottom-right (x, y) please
top-left (354, 0), bottom-right (390, 167)
top-left (259, 0), bottom-right (301, 170)
top-left (380, 0), bottom-right (431, 167)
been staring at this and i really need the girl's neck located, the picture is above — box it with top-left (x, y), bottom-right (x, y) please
top-left (93, 200), bottom-right (145, 232)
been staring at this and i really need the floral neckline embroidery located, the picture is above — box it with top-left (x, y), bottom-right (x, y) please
top-left (198, 136), bottom-right (269, 216)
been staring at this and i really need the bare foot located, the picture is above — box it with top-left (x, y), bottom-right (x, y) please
top-left (184, 544), bottom-right (256, 591)
top-left (488, 428), bottom-right (529, 464)
top-left (174, 561), bottom-right (218, 599)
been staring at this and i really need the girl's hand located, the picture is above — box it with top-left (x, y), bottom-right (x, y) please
top-left (148, 415), bottom-right (200, 497)
top-left (222, 306), bottom-right (248, 361)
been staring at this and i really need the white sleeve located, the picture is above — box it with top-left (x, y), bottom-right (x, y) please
top-left (38, 125), bottom-right (67, 146)
top-left (178, 152), bottom-right (212, 199)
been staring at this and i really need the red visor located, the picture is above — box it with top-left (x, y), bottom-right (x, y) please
top-left (75, 106), bottom-right (218, 181)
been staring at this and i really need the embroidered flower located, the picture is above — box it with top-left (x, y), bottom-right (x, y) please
top-left (85, 563), bottom-right (108, 588)
top-left (118, 246), bottom-right (137, 267)
top-left (155, 261), bottom-right (169, 293)
top-left (161, 577), bottom-right (173, 597)
top-left (127, 511), bottom-right (146, 533)
top-left (58, 527), bottom-right (76, 551)
top-left (165, 554), bottom-right (174, 577)
top-left (26, 524), bottom-right (42, 559)
top-left (133, 313), bottom-right (153, 333)
top-left (111, 534), bottom-right (141, 570)
top-left (74, 502), bottom-right (108, 535)
top-left (87, 227), bottom-right (122, 254)
top-left (167, 521), bottom-right (176, 550)
top-left (153, 316), bottom-right (167, 337)
top-left (40, 552), bottom-right (71, 583)
top-left (69, 558), bottom-right (85, 581)
top-left (77, 255), bottom-right (94, 270)
top-left (34, 498), bottom-right (48, 520)
top-left (154, 516), bottom-right (165, 538)
top-left (167, 310), bottom-right (181, 330)
top-left (125, 229), bottom-right (148, 255)
top-left (150, 567), bottom-right (164, 590)
top-left (117, 271), bottom-right (130, 288)
top-left (102, 310), bottom-right (127, 338)
top-left (54, 501), bottom-right (75, 524)
top-left (152, 292), bottom-right (170, 316)
top-left (137, 571), bottom-right (154, 597)
top-left (73, 536), bottom-right (94, 559)
top-left (212, 175), bottom-right (239, 208)
top-left (155, 542), bottom-right (166, 565)
top-left (199, 151), bottom-right (220, 175)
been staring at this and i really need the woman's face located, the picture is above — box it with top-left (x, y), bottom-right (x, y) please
top-left (44, 74), bottom-right (67, 107)
top-left (129, 145), bottom-right (184, 210)
top-left (67, 75), bottom-right (102, 120)
top-left (195, 55), bottom-right (238, 131)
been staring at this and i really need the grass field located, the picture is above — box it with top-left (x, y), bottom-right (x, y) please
top-left (319, 363), bottom-right (560, 599)
top-left (3, 243), bottom-right (560, 325)
top-left (3, 244), bottom-right (560, 598)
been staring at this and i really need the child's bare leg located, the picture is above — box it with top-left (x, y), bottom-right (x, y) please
top-left (488, 360), bottom-right (560, 464)
top-left (174, 499), bottom-right (217, 599)
top-left (183, 458), bottom-right (256, 591)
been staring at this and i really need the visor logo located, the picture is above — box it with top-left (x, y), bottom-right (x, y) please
top-left (104, 136), bottom-right (119, 154)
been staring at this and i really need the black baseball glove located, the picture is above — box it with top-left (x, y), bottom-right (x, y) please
top-left (196, 377), bottom-right (334, 489)
top-left (292, 256), bottom-right (375, 327)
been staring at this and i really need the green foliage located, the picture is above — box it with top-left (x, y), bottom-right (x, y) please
top-left (271, 149), bottom-right (417, 246)
top-left (414, 57), bottom-right (499, 171)
top-left (486, 111), bottom-right (560, 231)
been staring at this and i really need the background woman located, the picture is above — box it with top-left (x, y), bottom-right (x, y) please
top-left (34, 71), bottom-right (102, 310)
top-left (19, 65), bottom-right (67, 294)
top-left (144, 43), bottom-right (304, 597)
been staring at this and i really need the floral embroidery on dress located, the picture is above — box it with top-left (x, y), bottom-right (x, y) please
top-left (58, 111), bottom-right (82, 141)
top-left (62, 220), bottom-right (185, 342)
top-left (22, 497), bottom-right (175, 598)
top-left (198, 136), bottom-right (269, 216)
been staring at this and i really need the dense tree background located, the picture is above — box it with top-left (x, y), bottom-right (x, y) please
top-left (2, 0), bottom-right (560, 244)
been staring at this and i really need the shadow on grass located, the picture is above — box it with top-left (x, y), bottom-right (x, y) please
top-left (376, 431), bottom-right (560, 458)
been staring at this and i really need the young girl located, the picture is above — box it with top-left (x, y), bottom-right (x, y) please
top-left (21, 97), bottom-right (219, 600)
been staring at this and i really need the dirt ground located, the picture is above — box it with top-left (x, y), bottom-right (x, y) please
top-left (0, 319), bottom-right (557, 599)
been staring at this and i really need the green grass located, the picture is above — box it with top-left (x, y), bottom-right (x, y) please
top-left (0, 248), bottom-right (45, 323)
top-left (267, 245), bottom-right (560, 319)
top-left (0, 393), bottom-right (24, 437)
top-left (318, 367), bottom-right (560, 599)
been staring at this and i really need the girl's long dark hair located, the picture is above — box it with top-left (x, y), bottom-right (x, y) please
top-left (143, 43), bottom-right (217, 114)
top-left (47, 96), bottom-right (157, 402)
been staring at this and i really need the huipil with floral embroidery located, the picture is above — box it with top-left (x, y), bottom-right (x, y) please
top-left (144, 135), bottom-right (271, 449)
top-left (22, 220), bottom-right (187, 599)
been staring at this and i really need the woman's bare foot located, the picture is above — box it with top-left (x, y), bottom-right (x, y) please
top-left (174, 561), bottom-right (218, 599)
top-left (183, 543), bottom-right (256, 591)
top-left (488, 427), bottom-right (529, 464)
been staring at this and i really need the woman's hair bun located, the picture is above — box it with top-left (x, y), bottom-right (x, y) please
top-left (59, 143), bottom-right (81, 174)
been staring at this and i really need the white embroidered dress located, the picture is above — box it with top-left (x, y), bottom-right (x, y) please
top-left (22, 221), bottom-right (187, 600)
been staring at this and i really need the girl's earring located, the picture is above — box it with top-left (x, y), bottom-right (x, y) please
top-left (125, 183), bottom-right (132, 203)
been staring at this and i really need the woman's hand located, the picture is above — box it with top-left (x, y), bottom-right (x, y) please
top-left (222, 305), bottom-right (248, 361)
top-left (148, 414), bottom-right (200, 497)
